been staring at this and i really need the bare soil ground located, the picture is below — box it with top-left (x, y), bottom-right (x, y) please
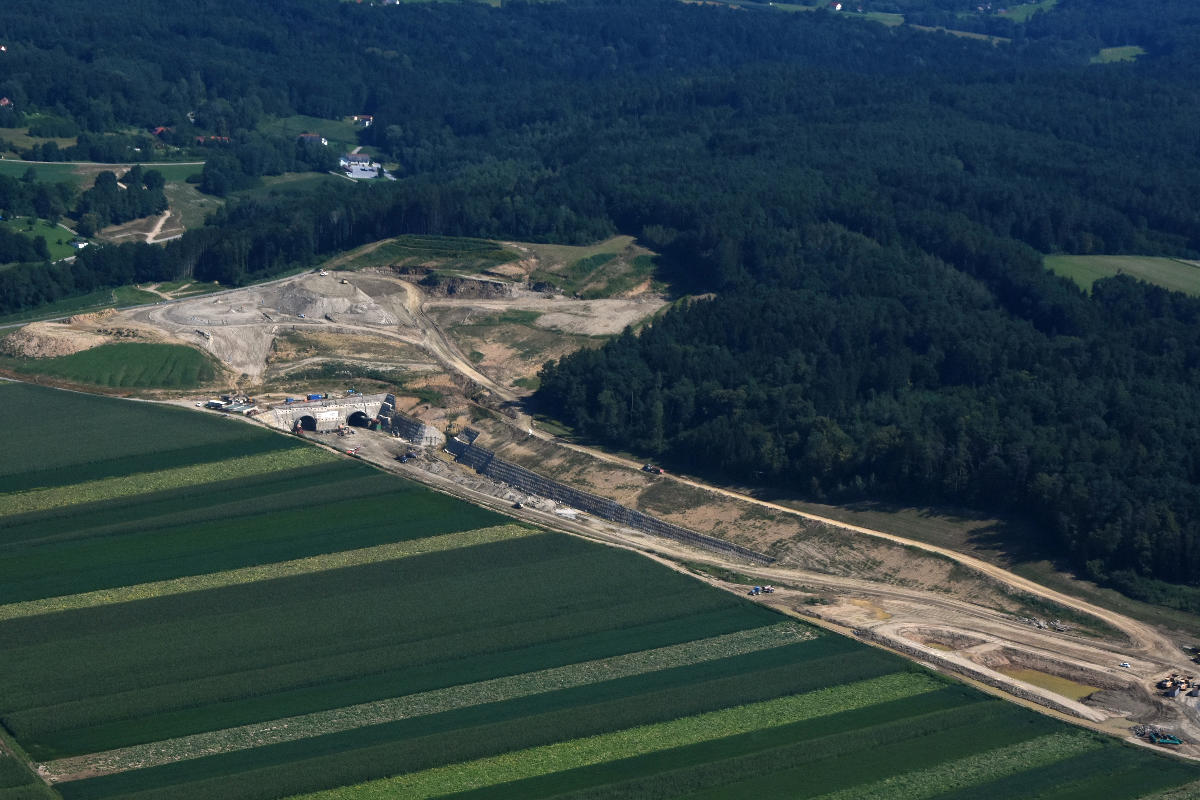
top-left (1, 311), bottom-right (171, 358)
top-left (96, 210), bottom-right (184, 244)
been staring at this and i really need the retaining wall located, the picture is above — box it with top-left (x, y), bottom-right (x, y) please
top-left (388, 400), bottom-right (445, 448)
top-left (445, 438), bottom-right (773, 565)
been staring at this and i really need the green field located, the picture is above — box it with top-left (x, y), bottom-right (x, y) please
top-left (0, 342), bottom-right (221, 388)
top-left (1002, 0), bottom-right (1057, 23)
top-left (1045, 254), bottom-right (1200, 297)
top-left (259, 115), bottom-right (362, 151)
top-left (0, 160), bottom-right (82, 185)
top-left (0, 286), bottom-right (162, 325)
top-left (1092, 45), bottom-right (1146, 64)
top-left (0, 382), bottom-right (1196, 800)
top-left (0, 218), bottom-right (76, 262)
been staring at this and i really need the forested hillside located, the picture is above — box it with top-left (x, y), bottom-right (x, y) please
top-left (2, 0), bottom-right (1200, 604)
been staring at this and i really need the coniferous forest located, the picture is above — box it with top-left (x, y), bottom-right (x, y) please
top-left (3, 0), bottom-right (1200, 605)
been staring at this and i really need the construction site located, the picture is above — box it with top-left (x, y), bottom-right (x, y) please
top-left (7, 236), bottom-right (1200, 760)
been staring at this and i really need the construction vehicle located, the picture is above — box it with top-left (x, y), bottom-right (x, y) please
top-left (307, 394), bottom-right (323, 401)
top-left (762, 585), bottom-right (775, 594)
top-left (749, 586), bottom-right (762, 596)
top-left (1150, 733), bottom-right (1184, 746)
top-left (513, 502), bottom-right (524, 509)
top-left (642, 464), bottom-right (664, 475)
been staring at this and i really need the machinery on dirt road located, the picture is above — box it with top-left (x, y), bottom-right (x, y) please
top-left (1133, 725), bottom-right (1184, 746)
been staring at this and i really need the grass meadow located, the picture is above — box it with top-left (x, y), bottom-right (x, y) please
top-left (0, 286), bottom-right (161, 324)
top-left (326, 234), bottom-right (518, 274)
top-left (1092, 46), bottom-right (1146, 63)
top-left (0, 383), bottom-right (1196, 800)
top-left (1045, 254), bottom-right (1200, 297)
top-left (0, 218), bottom-right (77, 262)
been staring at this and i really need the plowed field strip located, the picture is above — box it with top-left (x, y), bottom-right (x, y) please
top-left (281, 672), bottom-right (942, 800)
top-left (0, 448), bottom-right (335, 516)
top-left (42, 622), bottom-right (816, 781)
top-left (0, 525), bottom-right (534, 623)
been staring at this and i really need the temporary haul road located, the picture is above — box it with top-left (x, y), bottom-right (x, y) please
top-left (15, 265), bottom-right (1200, 753)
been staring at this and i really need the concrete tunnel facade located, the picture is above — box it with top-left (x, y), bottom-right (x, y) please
top-left (270, 394), bottom-right (387, 433)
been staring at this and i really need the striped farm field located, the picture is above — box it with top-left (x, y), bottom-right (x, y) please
top-left (0, 383), bottom-right (1197, 800)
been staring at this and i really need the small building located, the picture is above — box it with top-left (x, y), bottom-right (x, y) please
top-left (69, 240), bottom-right (90, 250)
top-left (351, 114), bottom-right (374, 128)
top-left (0, 97), bottom-right (12, 108)
top-left (298, 133), bottom-right (328, 146)
top-left (151, 126), bottom-right (172, 137)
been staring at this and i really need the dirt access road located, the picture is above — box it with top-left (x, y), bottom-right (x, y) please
top-left (522, 428), bottom-right (1174, 663)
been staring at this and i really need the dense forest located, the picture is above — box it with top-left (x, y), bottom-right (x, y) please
top-left (2, 0), bottom-right (1200, 604)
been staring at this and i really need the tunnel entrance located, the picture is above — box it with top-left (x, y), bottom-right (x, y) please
top-left (348, 411), bottom-right (371, 428)
top-left (298, 415), bottom-right (318, 431)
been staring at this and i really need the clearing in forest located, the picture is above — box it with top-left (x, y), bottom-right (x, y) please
top-left (1045, 254), bottom-right (1200, 297)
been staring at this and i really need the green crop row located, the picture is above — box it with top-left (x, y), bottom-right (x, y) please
top-left (19, 602), bottom-right (782, 758)
top-left (0, 755), bottom-right (35, 790)
top-left (434, 691), bottom-right (993, 800)
top-left (1, 470), bottom-right (506, 604)
top-left (1, 461), bottom-right (374, 546)
top-left (0, 384), bottom-right (278, 479)
top-left (434, 693), bottom-right (1017, 800)
top-left (672, 703), bottom-right (1067, 800)
top-left (55, 650), bottom-right (910, 800)
top-left (9, 544), bottom-right (784, 756)
top-left (0, 446), bottom-right (334, 516)
top-left (4, 534), bottom-right (735, 702)
top-left (934, 745), bottom-right (1200, 800)
top-left (0, 787), bottom-right (58, 800)
top-left (43, 623), bottom-right (817, 779)
top-left (0, 433), bottom-right (301, 494)
top-left (810, 731), bottom-right (1102, 800)
top-left (1138, 778), bottom-right (1200, 800)
top-left (0, 524), bottom-right (538, 622)
top-left (290, 673), bottom-right (950, 800)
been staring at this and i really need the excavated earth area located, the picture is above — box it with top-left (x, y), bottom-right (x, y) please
top-left (2, 311), bottom-right (170, 358)
top-left (52, 268), bottom-right (667, 387)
